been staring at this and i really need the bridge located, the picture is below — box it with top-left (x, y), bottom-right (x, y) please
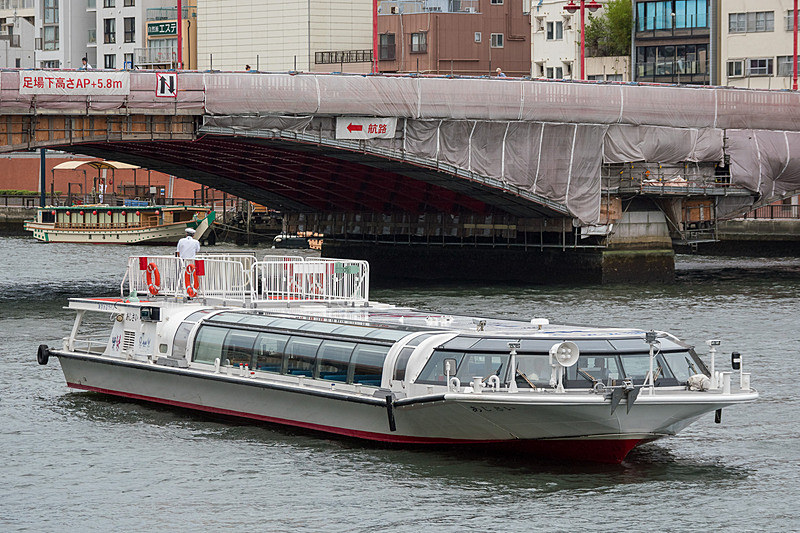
top-left (3, 69), bottom-right (800, 283)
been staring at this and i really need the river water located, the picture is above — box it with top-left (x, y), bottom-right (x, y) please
top-left (1, 236), bottom-right (798, 532)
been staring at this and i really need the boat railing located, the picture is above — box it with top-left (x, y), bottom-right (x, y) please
top-left (122, 255), bottom-right (368, 305)
top-left (69, 334), bottom-right (109, 354)
top-left (250, 259), bottom-right (369, 304)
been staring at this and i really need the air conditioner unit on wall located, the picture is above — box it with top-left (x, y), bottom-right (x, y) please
top-left (391, 6), bottom-right (398, 13)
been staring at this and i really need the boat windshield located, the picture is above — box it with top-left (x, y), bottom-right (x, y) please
top-left (414, 336), bottom-right (706, 388)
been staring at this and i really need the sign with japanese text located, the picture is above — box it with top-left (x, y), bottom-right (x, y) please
top-left (19, 71), bottom-right (130, 95)
top-left (147, 21), bottom-right (177, 36)
top-left (335, 117), bottom-right (397, 140)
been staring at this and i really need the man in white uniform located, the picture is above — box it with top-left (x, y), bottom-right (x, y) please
top-left (176, 228), bottom-right (200, 259)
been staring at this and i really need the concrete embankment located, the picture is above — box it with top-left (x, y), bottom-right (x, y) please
top-left (0, 206), bottom-right (35, 234)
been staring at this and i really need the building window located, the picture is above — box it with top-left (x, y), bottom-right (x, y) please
top-left (729, 11), bottom-right (774, 33)
top-left (43, 0), bottom-right (58, 23)
top-left (315, 50), bottom-right (373, 64)
top-left (103, 0), bottom-right (114, 7)
top-left (104, 18), bottom-right (115, 43)
top-left (546, 66), bottom-right (553, 78)
top-left (474, 31), bottom-right (481, 42)
top-left (40, 60), bottom-right (59, 68)
top-left (124, 17), bottom-right (135, 43)
top-left (490, 33), bottom-right (504, 48)
top-left (637, 0), bottom-right (708, 31)
top-left (490, 0), bottom-right (503, 4)
top-left (636, 44), bottom-right (708, 78)
top-left (124, 53), bottom-right (134, 68)
top-left (104, 54), bottom-right (116, 69)
top-left (746, 58), bottom-right (773, 76)
top-left (15, 58), bottom-right (20, 68)
top-left (546, 21), bottom-right (563, 40)
top-left (379, 33), bottom-right (395, 61)
top-left (410, 32), bottom-right (427, 53)
top-left (777, 56), bottom-right (795, 77)
top-left (727, 60), bottom-right (744, 78)
top-left (787, 10), bottom-right (795, 31)
top-left (124, 0), bottom-right (134, 5)
top-left (606, 74), bottom-right (623, 82)
top-left (43, 25), bottom-right (58, 50)
top-left (88, 0), bottom-right (96, 8)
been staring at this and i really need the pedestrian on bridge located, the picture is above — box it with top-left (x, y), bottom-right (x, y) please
top-left (80, 57), bottom-right (91, 70)
top-left (495, 67), bottom-right (506, 78)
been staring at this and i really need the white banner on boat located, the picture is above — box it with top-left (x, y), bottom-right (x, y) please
top-left (19, 71), bottom-right (130, 95)
top-left (335, 117), bottom-right (397, 140)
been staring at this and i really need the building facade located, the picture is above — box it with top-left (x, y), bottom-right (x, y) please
top-left (0, 0), bottom-right (36, 68)
top-left (376, 0), bottom-right (531, 76)
top-left (33, 0), bottom-right (94, 69)
top-left (721, 0), bottom-right (799, 89)
top-left (632, 0), bottom-right (715, 84)
top-left (136, 3), bottom-right (197, 69)
top-left (196, 0), bottom-right (373, 72)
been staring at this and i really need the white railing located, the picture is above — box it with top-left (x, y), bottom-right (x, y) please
top-left (250, 258), bottom-right (369, 304)
top-left (122, 255), bottom-right (247, 302)
top-left (121, 255), bottom-right (367, 305)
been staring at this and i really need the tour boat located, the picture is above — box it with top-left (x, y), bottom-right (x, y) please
top-left (36, 254), bottom-right (757, 463)
top-left (25, 204), bottom-right (216, 244)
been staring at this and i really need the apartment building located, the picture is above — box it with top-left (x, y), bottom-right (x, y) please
top-left (377, 0), bottom-right (531, 77)
top-left (136, 2), bottom-right (196, 69)
top-left (531, 0), bottom-right (629, 81)
top-left (95, 0), bottom-right (178, 70)
top-left (33, 0), bottom-right (94, 68)
top-left (197, 0), bottom-right (373, 72)
top-left (0, 0), bottom-right (36, 68)
top-left (632, 0), bottom-right (715, 84)
top-left (721, 0), bottom-right (799, 89)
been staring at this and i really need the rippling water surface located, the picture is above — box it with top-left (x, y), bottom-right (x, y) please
top-left (1, 236), bottom-right (798, 531)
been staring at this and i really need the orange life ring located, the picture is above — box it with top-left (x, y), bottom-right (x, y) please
top-left (146, 263), bottom-right (161, 296)
top-left (184, 263), bottom-right (199, 297)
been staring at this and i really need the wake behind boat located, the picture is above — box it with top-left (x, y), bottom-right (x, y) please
top-left (36, 254), bottom-right (757, 463)
top-left (25, 204), bottom-right (216, 244)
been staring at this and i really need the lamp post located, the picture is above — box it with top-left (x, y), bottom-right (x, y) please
top-left (794, 0), bottom-right (798, 90)
top-left (563, 0), bottom-right (603, 80)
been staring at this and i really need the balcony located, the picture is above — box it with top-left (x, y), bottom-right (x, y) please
top-left (635, 16), bottom-right (709, 40)
top-left (146, 6), bottom-right (195, 21)
top-left (135, 46), bottom-right (177, 68)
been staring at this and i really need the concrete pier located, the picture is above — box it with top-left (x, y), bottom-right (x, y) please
top-left (0, 206), bottom-right (35, 233)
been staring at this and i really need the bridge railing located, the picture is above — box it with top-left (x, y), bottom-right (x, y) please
top-left (742, 203), bottom-right (800, 219)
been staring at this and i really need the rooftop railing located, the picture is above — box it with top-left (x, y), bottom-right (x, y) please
top-left (379, 0), bottom-right (479, 15)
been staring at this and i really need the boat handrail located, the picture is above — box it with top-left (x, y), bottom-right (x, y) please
top-left (123, 255), bottom-right (248, 302)
top-left (250, 258), bottom-right (369, 304)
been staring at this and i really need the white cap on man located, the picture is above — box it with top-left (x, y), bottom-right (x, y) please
top-left (185, 228), bottom-right (196, 235)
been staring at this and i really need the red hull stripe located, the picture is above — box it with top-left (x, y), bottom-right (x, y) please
top-left (67, 382), bottom-right (642, 463)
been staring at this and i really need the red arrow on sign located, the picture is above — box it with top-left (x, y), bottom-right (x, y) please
top-left (347, 123), bottom-right (363, 133)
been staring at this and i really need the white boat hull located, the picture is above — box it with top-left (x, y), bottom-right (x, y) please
top-left (55, 351), bottom-right (752, 463)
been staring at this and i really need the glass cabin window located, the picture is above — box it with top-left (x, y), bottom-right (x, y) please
top-left (317, 340), bottom-right (356, 382)
top-left (455, 353), bottom-right (508, 382)
top-left (253, 332), bottom-right (289, 373)
top-left (393, 346), bottom-right (415, 381)
top-left (618, 353), bottom-right (676, 386)
top-left (661, 351), bottom-right (699, 383)
top-left (350, 344), bottom-right (389, 386)
top-left (172, 322), bottom-right (194, 360)
top-left (285, 337), bottom-right (322, 377)
top-left (564, 354), bottom-right (623, 386)
top-left (222, 329), bottom-right (258, 368)
top-left (416, 350), bottom-right (465, 385)
top-left (513, 354), bottom-right (554, 388)
top-left (192, 326), bottom-right (228, 364)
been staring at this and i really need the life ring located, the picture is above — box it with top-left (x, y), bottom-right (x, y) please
top-left (184, 263), bottom-right (199, 297)
top-left (146, 262), bottom-right (161, 296)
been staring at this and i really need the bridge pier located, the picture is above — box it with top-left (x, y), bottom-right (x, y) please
top-left (315, 210), bottom-right (675, 285)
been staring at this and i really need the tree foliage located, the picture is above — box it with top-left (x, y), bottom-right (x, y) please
top-left (584, 0), bottom-right (633, 57)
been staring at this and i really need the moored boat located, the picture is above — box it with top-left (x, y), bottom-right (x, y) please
top-left (24, 204), bottom-right (216, 244)
top-left (37, 254), bottom-right (757, 463)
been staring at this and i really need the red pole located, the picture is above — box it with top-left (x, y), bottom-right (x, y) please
top-left (177, 0), bottom-right (183, 69)
top-left (794, 0), bottom-right (798, 90)
top-left (372, 0), bottom-right (378, 73)
top-left (580, 0), bottom-right (585, 80)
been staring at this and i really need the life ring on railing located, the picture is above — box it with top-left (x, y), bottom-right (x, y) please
top-left (146, 262), bottom-right (161, 296)
top-left (184, 263), bottom-right (199, 297)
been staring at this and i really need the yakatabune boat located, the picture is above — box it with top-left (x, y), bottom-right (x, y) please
top-left (36, 254), bottom-right (757, 463)
top-left (25, 205), bottom-right (216, 244)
